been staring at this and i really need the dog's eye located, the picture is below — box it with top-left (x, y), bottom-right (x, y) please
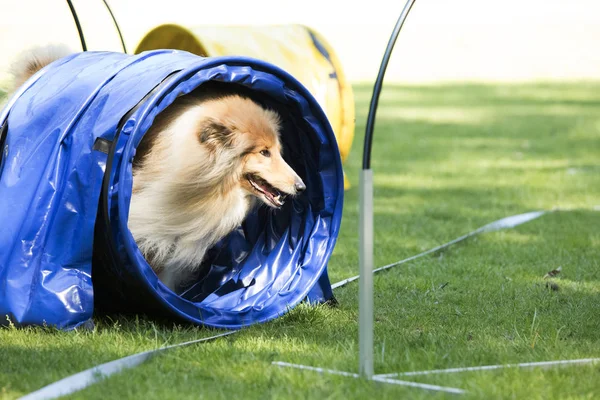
top-left (260, 149), bottom-right (271, 158)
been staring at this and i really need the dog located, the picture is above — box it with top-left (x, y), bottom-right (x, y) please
top-left (8, 46), bottom-right (306, 293)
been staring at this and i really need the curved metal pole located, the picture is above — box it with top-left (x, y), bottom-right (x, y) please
top-left (359, 0), bottom-right (417, 379)
top-left (362, 0), bottom-right (417, 170)
top-left (102, 0), bottom-right (128, 53)
top-left (65, 0), bottom-right (87, 51)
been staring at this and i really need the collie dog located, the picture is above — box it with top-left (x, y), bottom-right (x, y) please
top-left (8, 46), bottom-right (306, 292)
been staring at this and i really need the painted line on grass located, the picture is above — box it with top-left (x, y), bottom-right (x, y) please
top-left (273, 361), bottom-right (361, 378)
top-left (18, 331), bottom-right (237, 400)
top-left (331, 210), bottom-right (547, 290)
top-left (375, 357), bottom-right (600, 378)
top-left (273, 361), bottom-right (466, 394)
top-left (372, 376), bottom-right (465, 395)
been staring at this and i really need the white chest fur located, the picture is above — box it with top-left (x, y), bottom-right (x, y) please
top-left (128, 184), bottom-right (254, 290)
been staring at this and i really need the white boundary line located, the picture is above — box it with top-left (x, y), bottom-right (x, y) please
top-left (273, 357), bottom-right (600, 395)
top-left (273, 362), bottom-right (466, 394)
top-left (18, 331), bottom-right (237, 400)
top-left (372, 376), bottom-right (465, 395)
top-left (273, 361), bottom-right (360, 378)
top-left (375, 357), bottom-right (600, 379)
top-left (332, 211), bottom-right (547, 289)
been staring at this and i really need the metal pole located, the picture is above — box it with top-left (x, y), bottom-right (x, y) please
top-left (363, 0), bottom-right (417, 170)
top-left (102, 0), bottom-right (128, 54)
top-left (359, 169), bottom-right (374, 378)
top-left (359, 0), bottom-right (417, 378)
top-left (65, 0), bottom-right (87, 52)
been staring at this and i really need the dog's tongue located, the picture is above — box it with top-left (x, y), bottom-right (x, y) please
top-left (256, 181), bottom-right (278, 199)
top-left (264, 190), bottom-right (284, 207)
top-left (248, 175), bottom-right (285, 207)
top-left (257, 181), bottom-right (272, 194)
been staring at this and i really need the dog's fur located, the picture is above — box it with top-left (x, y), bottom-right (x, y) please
top-left (6, 44), bottom-right (72, 97)
top-left (9, 46), bottom-right (306, 292)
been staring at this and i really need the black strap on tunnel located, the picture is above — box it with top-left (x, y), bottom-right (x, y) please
top-left (98, 70), bottom-right (181, 269)
top-left (363, 0), bottom-right (417, 170)
top-left (0, 121), bottom-right (7, 173)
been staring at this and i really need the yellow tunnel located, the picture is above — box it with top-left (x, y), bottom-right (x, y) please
top-left (135, 24), bottom-right (354, 189)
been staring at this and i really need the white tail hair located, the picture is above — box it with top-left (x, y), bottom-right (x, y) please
top-left (9, 44), bottom-right (73, 92)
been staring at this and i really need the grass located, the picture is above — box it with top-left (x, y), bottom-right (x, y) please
top-left (1, 82), bottom-right (600, 399)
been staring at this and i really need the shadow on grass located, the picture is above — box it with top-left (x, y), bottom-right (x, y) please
top-left (3, 210), bottom-right (597, 398)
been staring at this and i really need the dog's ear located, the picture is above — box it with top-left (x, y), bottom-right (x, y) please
top-left (198, 119), bottom-right (234, 148)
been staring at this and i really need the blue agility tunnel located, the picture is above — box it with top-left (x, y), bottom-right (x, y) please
top-left (0, 50), bottom-right (343, 330)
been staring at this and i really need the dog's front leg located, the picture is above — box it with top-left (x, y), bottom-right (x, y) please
top-left (157, 268), bottom-right (180, 293)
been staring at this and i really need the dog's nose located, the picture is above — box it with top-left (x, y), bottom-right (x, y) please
top-left (295, 180), bottom-right (306, 193)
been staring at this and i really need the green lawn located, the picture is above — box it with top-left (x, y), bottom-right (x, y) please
top-left (1, 82), bottom-right (600, 399)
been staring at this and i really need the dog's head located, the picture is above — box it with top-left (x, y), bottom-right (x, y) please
top-left (197, 95), bottom-right (306, 208)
